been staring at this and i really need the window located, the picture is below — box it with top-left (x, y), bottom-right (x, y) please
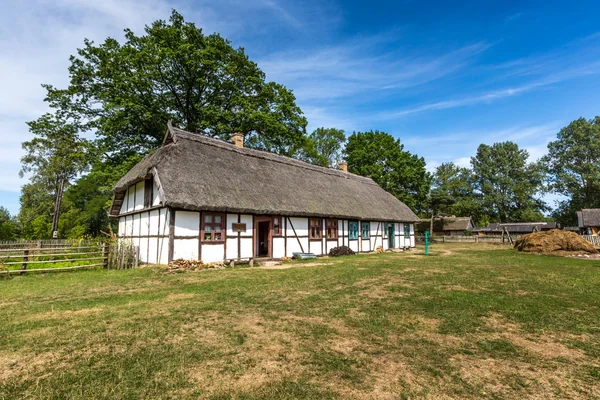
top-left (309, 218), bottom-right (322, 240)
top-left (143, 178), bottom-right (153, 208)
top-left (348, 221), bottom-right (359, 240)
top-left (273, 217), bottom-right (282, 236)
top-left (361, 222), bottom-right (370, 239)
top-left (404, 223), bottom-right (411, 238)
top-left (202, 213), bottom-right (225, 242)
top-left (326, 219), bottom-right (338, 239)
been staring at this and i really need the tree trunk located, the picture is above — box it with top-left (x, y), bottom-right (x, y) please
top-left (51, 176), bottom-right (65, 238)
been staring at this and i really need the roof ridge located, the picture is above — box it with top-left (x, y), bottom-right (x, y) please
top-left (170, 128), bottom-right (377, 185)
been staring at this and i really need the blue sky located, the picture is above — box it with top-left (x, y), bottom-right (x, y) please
top-left (1, 0), bottom-right (600, 216)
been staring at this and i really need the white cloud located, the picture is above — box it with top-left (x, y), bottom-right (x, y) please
top-left (260, 41), bottom-right (490, 101)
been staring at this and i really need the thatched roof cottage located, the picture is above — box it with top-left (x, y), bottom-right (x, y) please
top-left (110, 123), bottom-right (419, 264)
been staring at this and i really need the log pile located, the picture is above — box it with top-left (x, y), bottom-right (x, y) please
top-left (328, 246), bottom-right (356, 257)
top-left (167, 259), bottom-right (226, 272)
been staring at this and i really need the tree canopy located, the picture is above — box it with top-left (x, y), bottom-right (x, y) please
top-left (471, 142), bottom-right (546, 222)
top-left (44, 10), bottom-right (308, 161)
top-left (344, 131), bottom-right (431, 212)
top-left (543, 116), bottom-right (600, 225)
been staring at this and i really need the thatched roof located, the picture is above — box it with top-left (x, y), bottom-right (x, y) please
top-left (416, 217), bottom-right (474, 233)
top-left (109, 125), bottom-right (419, 222)
top-left (578, 209), bottom-right (600, 227)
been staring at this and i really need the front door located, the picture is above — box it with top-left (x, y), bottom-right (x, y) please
top-left (387, 223), bottom-right (395, 248)
top-left (255, 217), bottom-right (272, 257)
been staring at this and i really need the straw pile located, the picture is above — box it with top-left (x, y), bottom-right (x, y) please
top-left (514, 229), bottom-right (597, 254)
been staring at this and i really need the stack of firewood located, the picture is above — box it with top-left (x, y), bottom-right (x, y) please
top-left (167, 259), bottom-right (226, 273)
top-left (328, 246), bottom-right (356, 257)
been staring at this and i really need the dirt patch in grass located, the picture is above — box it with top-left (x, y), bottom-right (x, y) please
top-left (482, 313), bottom-right (585, 361)
top-left (453, 355), bottom-right (596, 399)
top-left (0, 351), bottom-right (63, 382)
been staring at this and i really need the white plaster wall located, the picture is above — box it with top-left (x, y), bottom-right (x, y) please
top-left (309, 240), bottom-right (322, 255)
top-left (289, 217), bottom-right (308, 236)
top-left (349, 240), bottom-right (359, 252)
top-left (118, 217), bottom-right (125, 237)
top-left (160, 209), bottom-right (170, 236)
top-left (175, 211), bottom-right (199, 236)
top-left (152, 179), bottom-right (161, 206)
top-left (158, 236), bottom-right (169, 264)
top-left (240, 238), bottom-right (253, 259)
top-left (126, 187), bottom-right (134, 212)
top-left (133, 213), bottom-right (141, 236)
top-left (226, 238), bottom-right (238, 260)
top-left (202, 244), bottom-right (224, 263)
top-left (174, 238), bottom-right (198, 260)
top-left (149, 209), bottom-right (160, 236)
top-left (139, 236), bottom-right (149, 263)
top-left (120, 189), bottom-right (128, 214)
top-left (226, 214), bottom-right (238, 236)
top-left (240, 214), bottom-right (253, 231)
top-left (148, 238), bottom-right (158, 264)
top-left (272, 237), bottom-right (285, 259)
top-left (125, 215), bottom-right (133, 236)
top-left (286, 238), bottom-right (302, 258)
top-left (410, 224), bottom-right (415, 247)
top-left (134, 181), bottom-right (144, 211)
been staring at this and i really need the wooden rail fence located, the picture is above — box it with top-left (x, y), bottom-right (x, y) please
top-left (0, 240), bottom-right (139, 276)
top-left (581, 235), bottom-right (600, 247)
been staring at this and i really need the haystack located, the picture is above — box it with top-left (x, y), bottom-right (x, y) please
top-left (514, 229), bottom-right (597, 253)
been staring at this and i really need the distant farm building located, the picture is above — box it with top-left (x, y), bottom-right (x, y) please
top-left (416, 217), bottom-right (474, 236)
top-left (109, 123), bottom-right (420, 264)
top-left (577, 209), bottom-right (600, 236)
top-left (473, 222), bottom-right (559, 236)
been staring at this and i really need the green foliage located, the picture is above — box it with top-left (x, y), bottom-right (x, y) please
top-left (19, 10), bottom-right (310, 239)
top-left (344, 131), bottom-right (431, 212)
top-left (301, 127), bottom-right (346, 167)
top-left (45, 10), bottom-right (308, 161)
top-left (471, 142), bottom-right (546, 222)
top-left (432, 162), bottom-right (486, 224)
top-left (0, 206), bottom-right (16, 240)
top-left (543, 116), bottom-right (600, 225)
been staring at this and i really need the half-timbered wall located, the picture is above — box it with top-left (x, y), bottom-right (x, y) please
top-left (117, 179), bottom-right (416, 265)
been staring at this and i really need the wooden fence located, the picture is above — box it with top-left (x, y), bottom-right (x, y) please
top-left (581, 235), bottom-right (600, 247)
top-left (0, 240), bottom-right (139, 276)
top-left (416, 235), bottom-right (509, 244)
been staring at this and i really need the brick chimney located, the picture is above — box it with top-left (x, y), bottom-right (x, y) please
top-left (231, 132), bottom-right (244, 148)
top-left (338, 161), bottom-right (348, 173)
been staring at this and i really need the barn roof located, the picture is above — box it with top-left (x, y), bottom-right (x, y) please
top-left (109, 125), bottom-right (420, 222)
top-left (578, 209), bottom-right (600, 227)
top-left (473, 222), bottom-right (559, 233)
top-left (416, 217), bottom-right (473, 233)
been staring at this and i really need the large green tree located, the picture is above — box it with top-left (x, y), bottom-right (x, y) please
top-left (344, 131), bottom-right (430, 212)
top-left (432, 162), bottom-right (487, 225)
top-left (20, 114), bottom-right (90, 238)
top-left (543, 116), bottom-right (600, 225)
top-left (21, 10), bottom-right (310, 239)
top-left (0, 206), bottom-right (16, 240)
top-left (301, 127), bottom-right (346, 167)
top-left (44, 10), bottom-right (307, 160)
top-left (471, 142), bottom-right (546, 222)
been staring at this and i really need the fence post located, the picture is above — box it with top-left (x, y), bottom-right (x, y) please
top-left (20, 249), bottom-right (29, 275)
top-left (103, 242), bottom-right (110, 269)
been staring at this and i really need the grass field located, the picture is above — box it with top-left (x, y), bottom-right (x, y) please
top-left (1, 243), bottom-right (599, 399)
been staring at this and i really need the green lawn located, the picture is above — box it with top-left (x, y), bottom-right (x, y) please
top-left (1, 243), bottom-right (599, 399)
